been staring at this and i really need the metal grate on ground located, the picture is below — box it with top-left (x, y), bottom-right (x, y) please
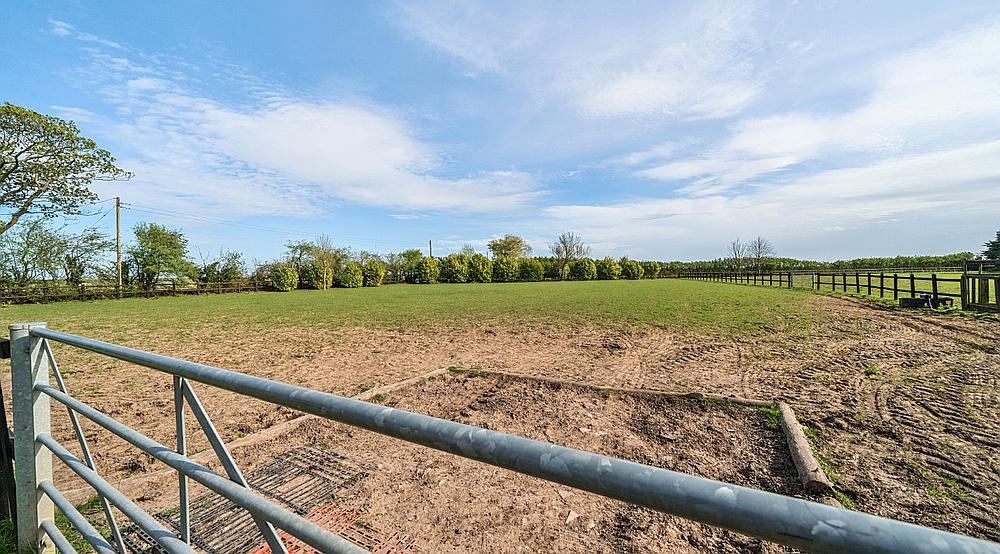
top-left (120, 446), bottom-right (372, 554)
top-left (246, 505), bottom-right (421, 554)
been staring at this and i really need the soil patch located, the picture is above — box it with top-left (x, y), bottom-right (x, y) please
top-left (126, 373), bottom-right (800, 553)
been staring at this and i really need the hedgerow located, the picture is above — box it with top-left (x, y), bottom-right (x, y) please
top-left (568, 258), bottom-right (596, 280)
top-left (621, 259), bottom-right (643, 280)
top-left (268, 265), bottom-right (298, 292)
top-left (362, 260), bottom-right (385, 287)
top-left (439, 254), bottom-right (470, 283)
top-left (415, 256), bottom-right (439, 283)
top-left (339, 262), bottom-right (363, 288)
top-left (519, 258), bottom-right (544, 281)
top-left (492, 256), bottom-right (520, 282)
top-left (468, 254), bottom-right (492, 283)
top-left (299, 260), bottom-right (333, 289)
top-left (596, 257), bottom-right (622, 280)
top-left (641, 261), bottom-right (662, 279)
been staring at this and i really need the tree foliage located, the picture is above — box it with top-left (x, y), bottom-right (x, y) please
top-left (641, 261), bottom-right (661, 278)
top-left (267, 265), bottom-right (298, 292)
top-left (468, 253), bottom-right (492, 283)
top-left (488, 234), bottom-right (531, 259)
top-left (439, 254), bottom-right (470, 283)
top-left (983, 230), bottom-right (1000, 260)
top-left (492, 256), bottom-right (520, 282)
top-left (568, 258), bottom-right (597, 280)
top-left (414, 256), bottom-right (439, 283)
top-left (198, 250), bottom-right (245, 284)
top-left (519, 258), bottom-right (545, 281)
top-left (339, 262), bottom-right (363, 288)
top-left (747, 236), bottom-right (776, 271)
top-left (549, 232), bottom-right (590, 272)
top-left (596, 257), bottom-right (622, 280)
top-left (362, 260), bottom-right (385, 287)
top-left (621, 259), bottom-right (643, 280)
top-left (0, 102), bottom-right (130, 235)
top-left (125, 223), bottom-right (193, 289)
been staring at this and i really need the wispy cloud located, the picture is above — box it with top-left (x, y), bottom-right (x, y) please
top-left (546, 139), bottom-right (1000, 258)
top-left (49, 19), bottom-right (125, 50)
top-left (625, 19), bottom-right (1000, 194)
top-left (55, 23), bottom-right (542, 219)
top-left (394, 0), bottom-right (764, 120)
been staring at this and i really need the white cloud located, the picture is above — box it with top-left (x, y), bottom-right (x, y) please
top-left (627, 19), bottom-right (1000, 193)
top-left (546, 140), bottom-right (1000, 258)
top-left (49, 19), bottom-right (125, 49)
top-left (395, 1), bottom-right (764, 120)
top-left (70, 39), bottom-right (541, 217)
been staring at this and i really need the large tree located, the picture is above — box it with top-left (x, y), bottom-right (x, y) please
top-left (0, 102), bottom-right (130, 234)
top-left (747, 236), bottom-right (776, 272)
top-left (982, 230), bottom-right (1000, 260)
top-left (0, 218), bottom-right (63, 285)
top-left (727, 238), bottom-right (748, 271)
top-left (549, 232), bottom-right (591, 271)
top-left (125, 222), bottom-right (193, 289)
top-left (488, 234), bottom-right (532, 259)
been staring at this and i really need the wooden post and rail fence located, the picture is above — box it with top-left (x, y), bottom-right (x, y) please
top-left (682, 262), bottom-right (1000, 313)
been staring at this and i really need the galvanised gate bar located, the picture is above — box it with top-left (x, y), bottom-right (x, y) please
top-left (9, 322), bottom-right (1000, 554)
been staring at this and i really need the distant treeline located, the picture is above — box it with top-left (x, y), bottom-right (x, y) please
top-left (664, 252), bottom-right (976, 273)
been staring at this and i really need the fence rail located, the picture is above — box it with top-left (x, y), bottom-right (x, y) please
top-left (812, 271), bottom-right (962, 300)
top-left (8, 323), bottom-right (999, 553)
top-left (0, 281), bottom-right (261, 304)
top-left (681, 265), bottom-right (1000, 313)
top-left (684, 271), bottom-right (794, 288)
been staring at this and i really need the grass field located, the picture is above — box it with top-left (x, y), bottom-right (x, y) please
top-left (1, 276), bottom-right (998, 550)
top-left (812, 271), bottom-right (964, 297)
top-left (0, 279), bottom-right (818, 339)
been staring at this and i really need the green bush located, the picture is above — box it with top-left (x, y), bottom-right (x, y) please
top-left (268, 265), bottom-right (299, 292)
top-left (641, 261), bottom-right (662, 278)
top-left (362, 260), bottom-right (385, 287)
top-left (596, 257), bottom-right (622, 280)
top-left (568, 258), bottom-right (596, 280)
top-left (519, 258), bottom-right (544, 281)
top-left (492, 256), bottom-right (520, 282)
top-left (439, 254), bottom-right (470, 283)
top-left (298, 260), bottom-right (333, 289)
top-left (621, 259), bottom-right (643, 280)
top-left (339, 262), bottom-right (363, 288)
top-left (415, 256), bottom-right (439, 283)
top-left (540, 258), bottom-right (562, 280)
top-left (468, 254), bottom-right (492, 283)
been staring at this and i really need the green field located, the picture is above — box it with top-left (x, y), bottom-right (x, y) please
top-left (811, 271), bottom-right (963, 298)
top-left (0, 279), bottom-right (817, 339)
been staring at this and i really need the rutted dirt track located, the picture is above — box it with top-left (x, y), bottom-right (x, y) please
top-left (4, 293), bottom-right (999, 547)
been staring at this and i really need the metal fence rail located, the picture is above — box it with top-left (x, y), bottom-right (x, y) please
top-left (9, 322), bottom-right (1000, 554)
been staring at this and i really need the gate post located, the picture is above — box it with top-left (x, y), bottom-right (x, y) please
top-left (9, 323), bottom-right (54, 554)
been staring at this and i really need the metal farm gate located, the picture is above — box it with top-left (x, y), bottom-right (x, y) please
top-left (5, 322), bottom-right (1000, 553)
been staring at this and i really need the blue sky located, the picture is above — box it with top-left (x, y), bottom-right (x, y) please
top-left (3, 1), bottom-right (1000, 263)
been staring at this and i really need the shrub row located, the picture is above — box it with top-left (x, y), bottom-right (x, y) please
top-left (268, 256), bottom-right (661, 290)
top-left (406, 255), bottom-right (657, 284)
top-left (267, 260), bottom-right (386, 291)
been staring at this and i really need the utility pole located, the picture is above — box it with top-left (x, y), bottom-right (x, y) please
top-left (115, 197), bottom-right (122, 296)
top-left (428, 240), bottom-right (433, 258)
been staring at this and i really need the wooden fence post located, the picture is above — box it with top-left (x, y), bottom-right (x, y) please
top-left (931, 274), bottom-right (938, 301)
top-left (855, 273), bottom-right (860, 294)
top-left (893, 273), bottom-right (898, 300)
top-left (909, 274), bottom-right (916, 298)
top-left (867, 273), bottom-right (872, 295)
top-left (879, 273), bottom-right (884, 298)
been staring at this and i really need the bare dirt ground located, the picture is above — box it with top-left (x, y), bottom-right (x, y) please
top-left (4, 293), bottom-right (999, 547)
top-left (125, 373), bottom-right (800, 553)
